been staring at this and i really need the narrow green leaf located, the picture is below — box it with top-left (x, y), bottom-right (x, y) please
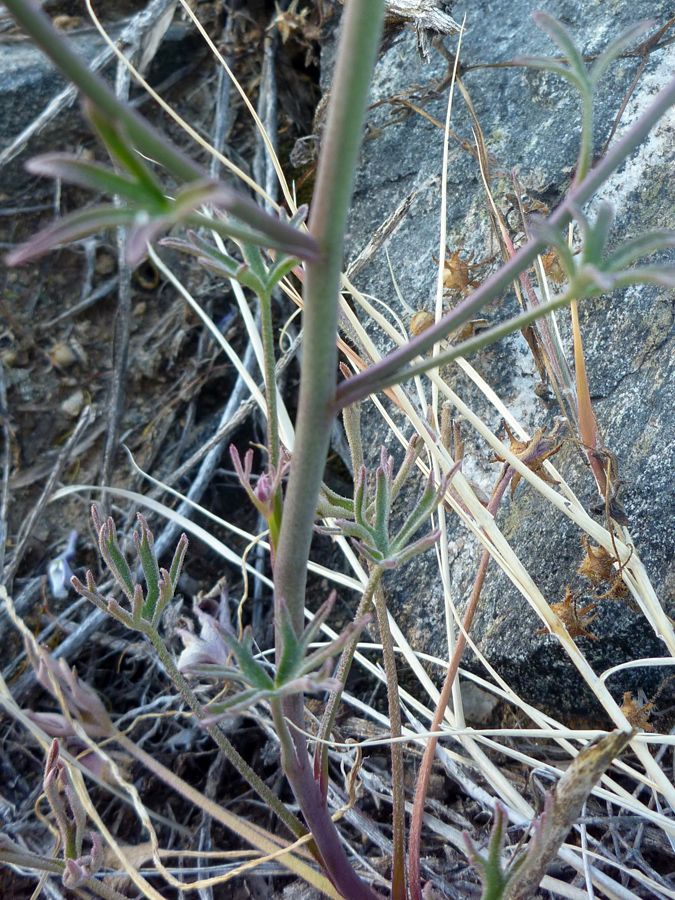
top-left (70, 575), bottom-right (109, 613)
top-left (301, 615), bottom-right (371, 675)
top-left (168, 534), bottom-right (188, 594)
top-left (296, 594), bottom-right (338, 659)
top-left (532, 12), bottom-right (589, 87)
top-left (591, 20), bottom-right (654, 85)
top-left (574, 262), bottom-right (616, 293)
top-left (26, 154), bottom-right (163, 209)
top-left (320, 485), bottom-right (355, 514)
top-left (234, 264), bottom-right (266, 295)
top-left (217, 627), bottom-right (274, 690)
top-left (372, 461), bottom-right (392, 551)
top-left (160, 236), bottom-right (240, 279)
top-left (580, 201), bottom-right (614, 266)
top-left (182, 662), bottom-right (245, 680)
top-left (87, 103), bottom-right (166, 200)
top-left (603, 230), bottom-right (675, 270)
top-left (131, 583), bottom-right (145, 627)
top-left (173, 179), bottom-right (235, 215)
top-left (513, 57), bottom-right (586, 95)
top-left (287, 205), bottom-right (309, 229)
top-left (266, 254), bottom-right (300, 288)
top-left (135, 515), bottom-right (161, 619)
top-left (199, 211), bottom-right (320, 262)
top-left (198, 254), bottom-right (246, 279)
top-left (241, 242), bottom-right (269, 284)
top-left (394, 494), bottom-right (440, 551)
top-left (334, 519), bottom-right (373, 542)
top-left (464, 802), bottom-right (515, 900)
top-left (6, 205), bottom-right (135, 265)
top-left (152, 573), bottom-right (175, 626)
top-left (392, 530), bottom-right (442, 567)
top-left (390, 436), bottom-right (423, 504)
top-left (204, 688), bottom-right (273, 718)
top-left (611, 265), bottom-right (675, 290)
top-left (528, 216), bottom-right (576, 276)
top-left (353, 467), bottom-right (368, 525)
top-left (99, 518), bottom-right (135, 601)
top-left (317, 499), bottom-right (355, 518)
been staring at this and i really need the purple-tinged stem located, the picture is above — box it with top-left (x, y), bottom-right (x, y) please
top-left (271, 1), bottom-right (384, 897)
top-left (335, 70), bottom-right (675, 409)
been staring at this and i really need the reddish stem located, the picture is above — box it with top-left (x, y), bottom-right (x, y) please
top-left (407, 472), bottom-right (512, 900)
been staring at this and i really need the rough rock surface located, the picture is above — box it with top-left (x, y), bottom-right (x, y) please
top-left (0, 17), bottom-right (201, 188)
top-left (330, 0), bottom-right (675, 717)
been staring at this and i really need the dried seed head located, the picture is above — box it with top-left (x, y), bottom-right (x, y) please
top-left (548, 587), bottom-right (599, 640)
top-left (540, 248), bottom-right (567, 284)
top-left (578, 535), bottom-right (617, 583)
top-left (409, 309), bottom-right (435, 337)
top-left (621, 692), bottom-right (654, 732)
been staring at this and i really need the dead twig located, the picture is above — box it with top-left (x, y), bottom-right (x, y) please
top-left (3, 405), bottom-right (94, 589)
top-left (99, 58), bottom-right (134, 513)
top-left (0, 359), bottom-right (11, 576)
top-left (346, 190), bottom-right (417, 282)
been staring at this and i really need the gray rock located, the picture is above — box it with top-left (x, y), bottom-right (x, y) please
top-left (0, 27), bottom-right (122, 185)
top-left (0, 10), bottom-right (201, 188)
top-left (332, 0), bottom-right (675, 717)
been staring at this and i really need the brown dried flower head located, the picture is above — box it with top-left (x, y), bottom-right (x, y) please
top-left (620, 692), bottom-right (654, 732)
top-left (547, 586), bottom-right (599, 640)
top-left (492, 422), bottom-right (562, 498)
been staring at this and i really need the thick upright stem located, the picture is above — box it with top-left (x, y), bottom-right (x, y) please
top-left (271, 1), bottom-right (384, 896)
top-left (274, 0), bottom-right (383, 639)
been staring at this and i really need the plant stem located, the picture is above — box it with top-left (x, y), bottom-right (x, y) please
top-left (407, 472), bottom-right (513, 900)
top-left (271, 0), bottom-right (384, 895)
top-left (145, 626), bottom-right (307, 840)
top-left (274, 712), bottom-right (381, 900)
top-left (260, 289), bottom-right (280, 472)
top-left (335, 70), bottom-right (675, 407)
top-left (371, 579), bottom-right (407, 900)
top-left (81, 876), bottom-right (131, 900)
top-left (0, 852), bottom-right (62, 878)
top-left (273, 0), bottom-right (383, 640)
top-left (0, 852), bottom-right (127, 900)
top-left (573, 96), bottom-right (595, 189)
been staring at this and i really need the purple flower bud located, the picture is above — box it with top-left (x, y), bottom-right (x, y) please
top-left (254, 470), bottom-right (275, 507)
